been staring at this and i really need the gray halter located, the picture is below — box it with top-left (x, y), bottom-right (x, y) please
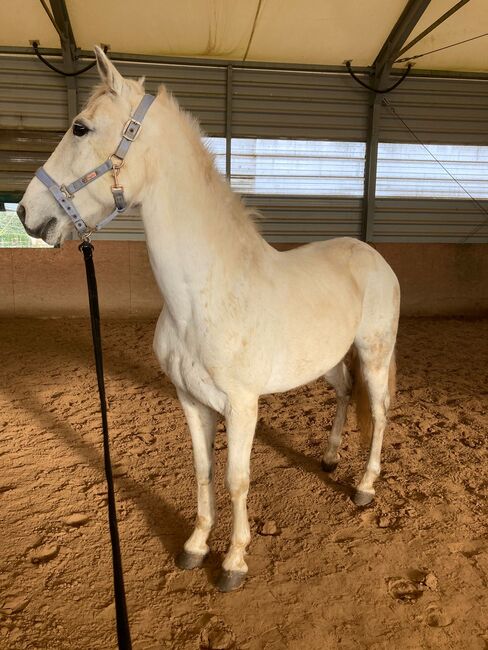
top-left (35, 94), bottom-right (155, 239)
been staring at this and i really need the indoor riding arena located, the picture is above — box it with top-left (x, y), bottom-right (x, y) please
top-left (1, 2), bottom-right (487, 649)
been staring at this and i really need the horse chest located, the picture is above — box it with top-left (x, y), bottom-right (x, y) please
top-left (154, 313), bottom-right (227, 413)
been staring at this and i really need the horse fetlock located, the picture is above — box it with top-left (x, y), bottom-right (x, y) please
top-left (354, 472), bottom-right (377, 507)
top-left (321, 457), bottom-right (339, 473)
top-left (184, 529), bottom-right (211, 557)
top-left (222, 544), bottom-right (249, 574)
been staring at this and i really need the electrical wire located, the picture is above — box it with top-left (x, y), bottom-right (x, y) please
top-left (383, 98), bottom-right (488, 243)
top-left (396, 31), bottom-right (488, 63)
top-left (397, 0), bottom-right (472, 59)
top-left (243, 0), bottom-right (264, 62)
top-left (32, 42), bottom-right (107, 77)
top-left (346, 61), bottom-right (412, 94)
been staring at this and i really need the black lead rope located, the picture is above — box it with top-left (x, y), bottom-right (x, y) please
top-left (79, 240), bottom-right (132, 650)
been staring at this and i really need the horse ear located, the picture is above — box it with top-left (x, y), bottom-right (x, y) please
top-left (137, 76), bottom-right (146, 90)
top-left (94, 46), bottom-right (124, 95)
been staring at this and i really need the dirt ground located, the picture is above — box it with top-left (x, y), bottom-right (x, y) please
top-left (0, 317), bottom-right (487, 650)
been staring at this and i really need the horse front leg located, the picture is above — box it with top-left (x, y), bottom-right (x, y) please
top-left (217, 395), bottom-right (258, 592)
top-left (176, 388), bottom-right (217, 569)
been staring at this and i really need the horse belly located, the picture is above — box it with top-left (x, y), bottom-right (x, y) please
top-left (260, 285), bottom-right (359, 394)
top-left (262, 332), bottom-right (353, 394)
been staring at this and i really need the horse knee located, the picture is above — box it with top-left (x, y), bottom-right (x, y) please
top-left (226, 473), bottom-right (249, 500)
top-left (195, 464), bottom-right (213, 485)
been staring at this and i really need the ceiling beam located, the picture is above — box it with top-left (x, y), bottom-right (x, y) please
top-left (361, 0), bottom-right (432, 242)
top-left (397, 0), bottom-right (471, 60)
top-left (45, 0), bottom-right (79, 123)
top-left (373, 0), bottom-right (432, 83)
top-left (48, 0), bottom-right (77, 60)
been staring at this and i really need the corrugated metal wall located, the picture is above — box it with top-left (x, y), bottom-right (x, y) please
top-left (0, 130), bottom-right (63, 196)
top-left (78, 61), bottom-right (227, 137)
top-left (245, 195), bottom-right (362, 241)
top-left (375, 197), bottom-right (488, 242)
top-left (0, 57), bottom-right (67, 130)
top-left (232, 68), bottom-right (368, 141)
top-left (380, 76), bottom-right (488, 145)
top-left (1, 53), bottom-right (487, 242)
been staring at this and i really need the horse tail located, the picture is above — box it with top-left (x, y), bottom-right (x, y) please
top-left (350, 347), bottom-right (396, 448)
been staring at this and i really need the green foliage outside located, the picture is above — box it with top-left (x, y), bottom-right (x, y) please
top-left (0, 209), bottom-right (49, 248)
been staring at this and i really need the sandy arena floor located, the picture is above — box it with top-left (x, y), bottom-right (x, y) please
top-left (0, 317), bottom-right (487, 649)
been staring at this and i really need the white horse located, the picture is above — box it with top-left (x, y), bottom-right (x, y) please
top-left (19, 48), bottom-right (399, 592)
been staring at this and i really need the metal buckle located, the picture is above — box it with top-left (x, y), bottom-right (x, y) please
top-left (60, 184), bottom-right (74, 199)
top-left (111, 186), bottom-right (126, 212)
top-left (122, 118), bottom-right (142, 142)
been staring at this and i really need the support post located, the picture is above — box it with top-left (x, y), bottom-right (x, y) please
top-left (225, 65), bottom-right (233, 181)
top-left (362, 95), bottom-right (382, 242)
top-left (361, 0), bottom-right (432, 242)
top-left (62, 45), bottom-right (78, 123)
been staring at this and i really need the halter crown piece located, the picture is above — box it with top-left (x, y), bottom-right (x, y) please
top-left (35, 94), bottom-right (155, 239)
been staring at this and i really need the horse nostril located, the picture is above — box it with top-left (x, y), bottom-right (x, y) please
top-left (17, 204), bottom-right (26, 224)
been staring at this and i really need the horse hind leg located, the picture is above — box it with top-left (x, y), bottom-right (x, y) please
top-left (353, 338), bottom-right (396, 507)
top-left (322, 361), bottom-right (352, 472)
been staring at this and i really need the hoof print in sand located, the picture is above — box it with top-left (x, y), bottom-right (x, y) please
top-left (63, 513), bottom-right (90, 527)
top-left (0, 595), bottom-right (30, 615)
top-left (200, 617), bottom-right (236, 650)
top-left (258, 520), bottom-right (281, 536)
top-left (29, 544), bottom-right (59, 564)
top-left (387, 577), bottom-right (423, 602)
top-left (424, 604), bottom-right (452, 628)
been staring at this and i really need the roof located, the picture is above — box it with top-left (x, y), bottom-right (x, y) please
top-left (1, 0), bottom-right (488, 73)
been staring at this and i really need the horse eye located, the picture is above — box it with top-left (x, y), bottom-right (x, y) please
top-left (72, 122), bottom-right (90, 137)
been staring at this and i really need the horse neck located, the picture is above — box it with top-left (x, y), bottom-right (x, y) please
top-left (139, 98), bottom-right (270, 312)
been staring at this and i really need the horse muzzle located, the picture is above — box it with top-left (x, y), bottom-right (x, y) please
top-left (17, 204), bottom-right (58, 242)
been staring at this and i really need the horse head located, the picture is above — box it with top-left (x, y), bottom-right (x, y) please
top-left (18, 48), bottom-right (150, 246)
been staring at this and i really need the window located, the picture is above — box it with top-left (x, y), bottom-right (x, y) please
top-left (0, 203), bottom-right (50, 248)
top-left (203, 137), bottom-right (226, 176)
top-left (377, 143), bottom-right (488, 199)
top-left (230, 139), bottom-right (366, 196)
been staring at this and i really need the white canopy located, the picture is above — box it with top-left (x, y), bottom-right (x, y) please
top-left (1, 0), bottom-right (488, 72)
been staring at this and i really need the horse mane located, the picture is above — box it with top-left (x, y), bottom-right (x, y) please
top-left (156, 84), bottom-right (263, 238)
top-left (83, 80), bottom-right (262, 245)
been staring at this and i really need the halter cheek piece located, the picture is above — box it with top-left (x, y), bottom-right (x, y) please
top-left (35, 94), bottom-right (155, 239)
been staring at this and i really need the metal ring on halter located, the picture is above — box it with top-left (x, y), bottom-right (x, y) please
top-left (110, 154), bottom-right (125, 169)
top-left (81, 229), bottom-right (94, 243)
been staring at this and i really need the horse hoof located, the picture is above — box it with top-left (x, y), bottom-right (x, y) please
top-left (216, 570), bottom-right (247, 592)
top-left (175, 550), bottom-right (207, 570)
top-left (321, 459), bottom-right (338, 473)
top-left (353, 490), bottom-right (375, 507)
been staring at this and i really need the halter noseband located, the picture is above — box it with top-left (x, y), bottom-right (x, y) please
top-left (35, 94), bottom-right (155, 239)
